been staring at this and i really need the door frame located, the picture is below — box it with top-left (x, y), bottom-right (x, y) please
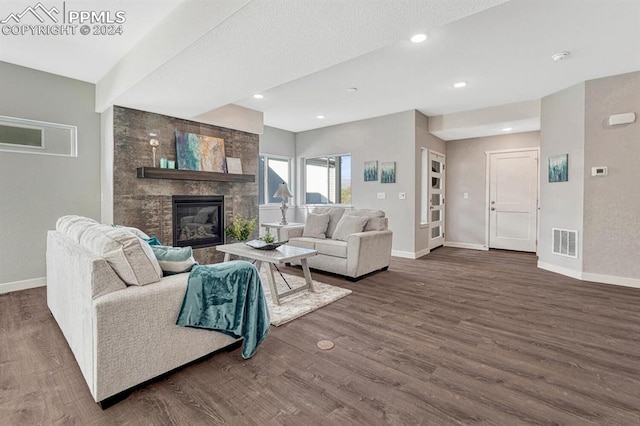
top-left (484, 147), bottom-right (540, 253)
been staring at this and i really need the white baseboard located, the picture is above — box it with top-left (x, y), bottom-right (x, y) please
top-left (444, 241), bottom-right (488, 251)
top-left (391, 250), bottom-right (417, 259)
top-left (582, 272), bottom-right (640, 289)
top-left (537, 261), bottom-right (583, 279)
top-left (538, 261), bottom-right (640, 289)
top-left (414, 248), bottom-right (430, 259)
top-left (0, 277), bottom-right (46, 294)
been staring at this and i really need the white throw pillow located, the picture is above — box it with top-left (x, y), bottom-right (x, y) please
top-left (79, 224), bottom-right (163, 286)
top-left (302, 213), bottom-right (331, 239)
top-left (332, 215), bottom-right (369, 242)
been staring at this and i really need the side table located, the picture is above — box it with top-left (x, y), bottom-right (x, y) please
top-left (261, 222), bottom-right (303, 242)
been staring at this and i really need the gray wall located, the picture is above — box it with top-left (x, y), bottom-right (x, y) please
top-left (445, 131), bottom-right (540, 247)
top-left (583, 71), bottom-right (640, 280)
top-left (295, 111), bottom-right (417, 255)
top-left (538, 82), bottom-right (585, 274)
top-left (415, 111), bottom-right (446, 253)
top-left (259, 126), bottom-right (297, 227)
top-left (0, 62), bottom-right (100, 287)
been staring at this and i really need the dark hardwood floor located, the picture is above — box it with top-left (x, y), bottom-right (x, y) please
top-left (2, 248), bottom-right (640, 425)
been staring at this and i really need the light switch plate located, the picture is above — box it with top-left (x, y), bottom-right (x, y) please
top-left (591, 166), bottom-right (608, 176)
top-left (399, 192), bottom-right (406, 200)
top-left (377, 192), bottom-right (386, 199)
top-left (463, 192), bottom-right (469, 199)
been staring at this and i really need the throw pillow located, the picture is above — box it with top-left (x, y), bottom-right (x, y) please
top-left (111, 224), bottom-right (151, 240)
top-left (79, 224), bottom-right (163, 286)
top-left (346, 209), bottom-right (387, 231)
top-left (364, 217), bottom-right (388, 232)
top-left (312, 207), bottom-right (345, 238)
top-left (150, 245), bottom-right (198, 275)
top-left (332, 215), bottom-right (369, 242)
top-left (144, 236), bottom-right (162, 246)
top-left (302, 213), bottom-right (331, 239)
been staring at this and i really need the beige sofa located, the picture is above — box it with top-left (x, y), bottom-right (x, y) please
top-left (280, 207), bottom-right (392, 279)
top-left (46, 216), bottom-right (238, 406)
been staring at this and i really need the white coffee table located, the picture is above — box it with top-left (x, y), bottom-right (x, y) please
top-left (216, 243), bottom-right (317, 305)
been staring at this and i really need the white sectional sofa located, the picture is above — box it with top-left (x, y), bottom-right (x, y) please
top-left (46, 216), bottom-right (238, 406)
top-left (280, 207), bottom-right (393, 280)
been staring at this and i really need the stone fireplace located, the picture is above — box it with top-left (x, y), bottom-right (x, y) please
top-left (112, 106), bottom-right (259, 265)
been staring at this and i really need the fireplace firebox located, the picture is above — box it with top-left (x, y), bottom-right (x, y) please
top-left (172, 195), bottom-right (224, 249)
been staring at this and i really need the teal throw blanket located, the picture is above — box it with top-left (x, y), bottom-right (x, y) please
top-left (176, 261), bottom-right (270, 359)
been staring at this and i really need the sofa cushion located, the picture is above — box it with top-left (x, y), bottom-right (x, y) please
top-left (311, 207), bottom-right (344, 238)
top-left (150, 245), bottom-right (197, 275)
top-left (348, 209), bottom-right (388, 231)
top-left (302, 213), bottom-right (330, 239)
top-left (315, 239), bottom-right (347, 258)
top-left (287, 237), bottom-right (318, 251)
top-left (79, 224), bottom-right (163, 286)
top-left (332, 215), bottom-right (369, 242)
top-left (56, 215), bottom-right (99, 242)
top-left (349, 209), bottom-right (385, 218)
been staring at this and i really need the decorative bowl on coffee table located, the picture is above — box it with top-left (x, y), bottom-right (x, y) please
top-left (245, 240), bottom-right (287, 250)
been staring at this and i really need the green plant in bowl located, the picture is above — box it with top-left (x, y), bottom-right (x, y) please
top-left (261, 233), bottom-right (276, 244)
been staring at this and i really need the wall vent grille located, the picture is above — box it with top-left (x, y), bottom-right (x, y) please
top-left (552, 228), bottom-right (578, 258)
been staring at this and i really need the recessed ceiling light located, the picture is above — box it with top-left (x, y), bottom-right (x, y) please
top-left (410, 33), bottom-right (427, 43)
top-left (346, 87), bottom-right (358, 92)
top-left (551, 51), bottom-right (570, 62)
top-left (316, 115), bottom-right (325, 119)
top-left (502, 127), bottom-right (512, 131)
top-left (453, 81), bottom-right (467, 88)
top-left (253, 94), bottom-right (264, 99)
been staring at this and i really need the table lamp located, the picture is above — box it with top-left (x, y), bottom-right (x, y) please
top-left (273, 182), bottom-right (293, 225)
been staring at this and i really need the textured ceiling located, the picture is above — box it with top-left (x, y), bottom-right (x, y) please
top-left (1, 0), bottom-right (639, 139)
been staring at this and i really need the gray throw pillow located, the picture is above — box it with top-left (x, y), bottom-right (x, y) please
top-left (312, 207), bottom-right (345, 238)
top-left (302, 213), bottom-right (331, 239)
top-left (332, 215), bottom-right (369, 242)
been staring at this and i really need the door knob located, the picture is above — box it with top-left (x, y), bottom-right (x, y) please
top-left (491, 201), bottom-right (496, 205)
top-left (491, 207), bottom-right (495, 211)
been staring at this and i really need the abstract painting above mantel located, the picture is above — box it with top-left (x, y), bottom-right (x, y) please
top-left (175, 131), bottom-right (226, 173)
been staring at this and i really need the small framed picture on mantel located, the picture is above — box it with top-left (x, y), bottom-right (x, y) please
top-left (225, 157), bottom-right (243, 174)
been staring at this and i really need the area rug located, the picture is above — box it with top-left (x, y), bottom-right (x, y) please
top-left (258, 267), bottom-right (352, 326)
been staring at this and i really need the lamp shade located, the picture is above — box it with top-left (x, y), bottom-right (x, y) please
top-left (273, 182), bottom-right (293, 199)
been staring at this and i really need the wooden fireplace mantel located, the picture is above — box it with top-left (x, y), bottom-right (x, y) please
top-left (136, 167), bottom-right (255, 183)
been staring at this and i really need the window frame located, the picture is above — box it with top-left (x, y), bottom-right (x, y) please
top-left (302, 153), bottom-right (352, 207)
top-left (258, 153), bottom-right (294, 206)
top-left (0, 115), bottom-right (77, 157)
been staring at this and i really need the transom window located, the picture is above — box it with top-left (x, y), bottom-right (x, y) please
top-left (304, 154), bottom-right (351, 205)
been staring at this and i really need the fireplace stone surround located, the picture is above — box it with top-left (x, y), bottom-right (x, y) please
top-left (113, 106), bottom-right (259, 265)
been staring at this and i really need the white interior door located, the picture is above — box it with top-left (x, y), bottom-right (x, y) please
top-left (429, 151), bottom-right (445, 249)
top-left (489, 150), bottom-right (538, 252)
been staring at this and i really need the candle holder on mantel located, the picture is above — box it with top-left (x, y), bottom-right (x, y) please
top-left (149, 132), bottom-right (159, 167)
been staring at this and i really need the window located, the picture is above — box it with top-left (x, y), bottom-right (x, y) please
top-left (258, 154), bottom-right (293, 205)
top-left (304, 154), bottom-right (351, 205)
top-left (0, 115), bottom-right (77, 157)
